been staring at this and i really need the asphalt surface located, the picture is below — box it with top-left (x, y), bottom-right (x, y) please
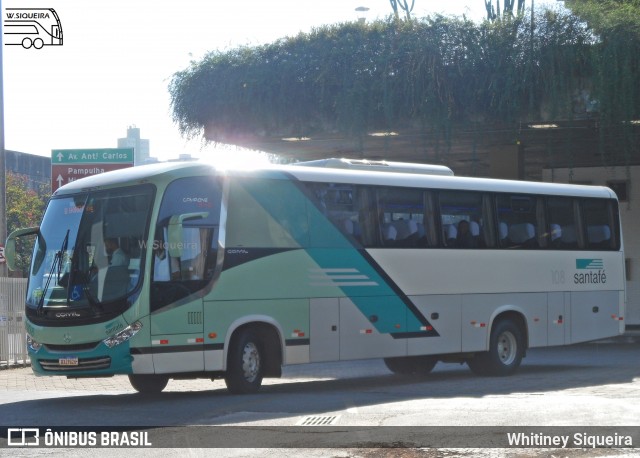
top-left (0, 333), bottom-right (639, 457)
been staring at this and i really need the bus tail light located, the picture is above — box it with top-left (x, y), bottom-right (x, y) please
top-left (103, 321), bottom-right (143, 348)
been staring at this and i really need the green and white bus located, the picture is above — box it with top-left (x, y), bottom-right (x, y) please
top-left (5, 159), bottom-right (625, 394)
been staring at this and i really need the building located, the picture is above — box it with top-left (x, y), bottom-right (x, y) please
top-left (4, 150), bottom-right (51, 191)
top-left (117, 126), bottom-right (150, 165)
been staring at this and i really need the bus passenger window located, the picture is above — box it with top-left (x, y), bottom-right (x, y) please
top-left (439, 191), bottom-right (484, 248)
top-left (583, 199), bottom-right (616, 250)
top-left (546, 197), bottom-right (578, 249)
top-left (227, 179), bottom-right (308, 248)
top-left (376, 187), bottom-right (424, 248)
top-left (496, 195), bottom-right (539, 249)
top-left (305, 182), bottom-right (362, 245)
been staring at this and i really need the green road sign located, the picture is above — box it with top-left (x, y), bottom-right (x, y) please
top-left (51, 148), bottom-right (134, 164)
top-left (50, 148), bottom-right (135, 192)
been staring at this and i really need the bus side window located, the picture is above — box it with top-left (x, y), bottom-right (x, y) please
top-left (438, 191), bottom-right (484, 248)
top-left (306, 182), bottom-right (363, 246)
top-left (582, 199), bottom-right (617, 250)
top-left (496, 194), bottom-right (538, 249)
top-left (228, 179), bottom-right (308, 249)
top-left (375, 187), bottom-right (424, 248)
top-left (546, 197), bottom-right (578, 249)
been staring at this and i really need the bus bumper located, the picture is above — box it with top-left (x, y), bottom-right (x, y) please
top-left (28, 341), bottom-right (133, 377)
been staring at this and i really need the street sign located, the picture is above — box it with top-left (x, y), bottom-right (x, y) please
top-left (0, 245), bottom-right (5, 264)
top-left (51, 148), bottom-right (134, 192)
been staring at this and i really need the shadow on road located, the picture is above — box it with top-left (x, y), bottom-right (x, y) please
top-left (0, 342), bottom-right (638, 427)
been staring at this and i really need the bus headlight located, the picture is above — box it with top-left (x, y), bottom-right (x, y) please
top-left (102, 321), bottom-right (143, 348)
top-left (26, 334), bottom-right (42, 352)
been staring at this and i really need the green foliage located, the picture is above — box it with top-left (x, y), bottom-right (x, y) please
top-left (6, 173), bottom-right (48, 276)
top-left (565, 0), bottom-right (640, 36)
top-left (565, 0), bottom-right (640, 159)
top-left (390, 0), bottom-right (415, 21)
top-left (169, 10), bottom-right (639, 152)
top-left (485, 0), bottom-right (526, 21)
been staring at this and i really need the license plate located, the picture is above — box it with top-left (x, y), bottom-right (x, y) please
top-left (59, 356), bottom-right (78, 366)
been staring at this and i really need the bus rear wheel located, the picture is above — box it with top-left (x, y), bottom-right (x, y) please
top-left (467, 319), bottom-right (524, 376)
top-left (225, 329), bottom-right (264, 394)
top-left (128, 374), bottom-right (169, 394)
top-left (384, 355), bottom-right (437, 376)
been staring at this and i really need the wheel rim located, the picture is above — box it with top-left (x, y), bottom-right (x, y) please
top-left (497, 330), bottom-right (517, 366)
top-left (241, 342), bottom-right (260, 382)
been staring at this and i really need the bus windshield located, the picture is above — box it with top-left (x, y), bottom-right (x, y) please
top-left (27, 185), bottom-right (154, 320)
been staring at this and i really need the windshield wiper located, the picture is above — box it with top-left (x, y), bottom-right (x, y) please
top-left (57, 230), bottom-right (69, 283)
top-left (37, 229), bottom-right (69, 315)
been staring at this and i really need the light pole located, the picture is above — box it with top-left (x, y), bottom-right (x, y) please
top-left (355, 6), bottom-right (370, 24)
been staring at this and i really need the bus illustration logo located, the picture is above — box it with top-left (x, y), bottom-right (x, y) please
top-left (576, 258), bottom-right (604, 270)
top-left (4, 8), bottom-right (63, 50)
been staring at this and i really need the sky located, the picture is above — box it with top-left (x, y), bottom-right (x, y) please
top-left (1, 0), bottom-right (563, 164)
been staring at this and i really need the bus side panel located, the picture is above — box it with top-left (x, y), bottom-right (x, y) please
top-left (569, 291), bottom-right (623, 343)
top-left (149, 297), bottom-right (205, 373)
top-left (338, 297), bottom-right (406, 360)
top-left (547, 292), bottom-right (568, 346)
top-left (203, 298), bottom-right (310, 371)
top-left (408, 295), bottom-right (462, 355)
top-left (461, 293), bottom-right (547, 352)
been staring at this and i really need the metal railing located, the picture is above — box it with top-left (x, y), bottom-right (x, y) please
top-left (0, 277), bottom-right (28, 367)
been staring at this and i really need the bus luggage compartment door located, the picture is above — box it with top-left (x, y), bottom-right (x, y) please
top-left (570, 291), bottom-right (621, 344)
top-left (338, 296), bottom-right (406, 360)
top-left (310, 298), bottom-right (339, 362)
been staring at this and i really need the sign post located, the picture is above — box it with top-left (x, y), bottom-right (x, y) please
top-left (51, 148), bottom-right (134, 192)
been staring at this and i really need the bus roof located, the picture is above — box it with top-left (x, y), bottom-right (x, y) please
top-left (52, 161), bottom-right (208, 195)
top-left (293, 158), bottom-right (454, 176)
top-left (53, 160), bottom-right (617, 200)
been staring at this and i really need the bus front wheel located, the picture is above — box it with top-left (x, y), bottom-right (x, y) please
top-left (467, 319), bottom-right (524, 376)
top-left (128, 374), bottom-right (169, 394)
top-left (225, 329), bottom-right (264, 394)
top-left (384, 355), bottom-right (437, 376)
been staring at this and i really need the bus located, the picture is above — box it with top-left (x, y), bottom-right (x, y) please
top-left (5, 159), bottom-right (625, 394)
top-left (4, 8), bottom-right (63, 50)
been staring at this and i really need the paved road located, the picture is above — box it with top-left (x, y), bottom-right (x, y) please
top-left (0, 338), bottom-right (639, 457)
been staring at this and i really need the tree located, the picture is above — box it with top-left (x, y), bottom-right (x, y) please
top-left (563, 0), bottom-right (640, 161)
top-left (6, 173), bottom-right (48, 276)
top-left (485, 0), bottom-right (527, 21)
top-left (390, 0), bottom-right (415, 21)
top-left (169, 10), bottom-right (638, 165)
top-left (564, 0), bottom-right (640, 34)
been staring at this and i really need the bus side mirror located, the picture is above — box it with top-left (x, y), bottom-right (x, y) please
top-left (5, 226), bottom-right (40, 271)
top-left (167, 212), bottom-right (208, 258)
